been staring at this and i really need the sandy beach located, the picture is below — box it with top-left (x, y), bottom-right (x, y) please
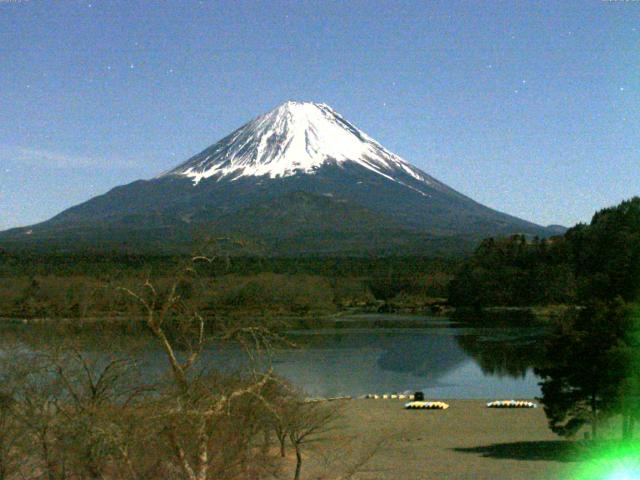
top-left (297, 399), bottom-right (580, 480)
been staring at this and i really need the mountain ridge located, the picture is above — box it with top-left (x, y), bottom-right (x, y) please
top-left (0, 101), bottom-right (556, 255)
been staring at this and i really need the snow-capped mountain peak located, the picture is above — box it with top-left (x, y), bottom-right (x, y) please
top-left (2, 100), bottom-right (551, 252)
top-left (165, 101), bottom-right (438, 189)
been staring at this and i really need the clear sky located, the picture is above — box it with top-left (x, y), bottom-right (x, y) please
top-left (0, 0), bottom-right (638, 231)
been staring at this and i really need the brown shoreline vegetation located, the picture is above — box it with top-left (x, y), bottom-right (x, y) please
top-left (0, 260), bottom-right (391, 480)
top-left (0, 272), bottom-right (452, 322)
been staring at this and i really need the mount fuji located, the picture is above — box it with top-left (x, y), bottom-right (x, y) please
top-left (0, 101), bottom-right (555, 255)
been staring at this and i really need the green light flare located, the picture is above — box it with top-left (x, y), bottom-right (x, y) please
top-left (570, 305), bottom-right (640, 480)
top-left (572, 442), bottom-right (640, 480)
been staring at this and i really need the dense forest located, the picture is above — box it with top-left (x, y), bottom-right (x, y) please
top-left (0, 254), bottom-right (456, 319)
top-left (448, 197), bottom-right (640, 439)
top-left (449, 197), bottom-right (640, 308)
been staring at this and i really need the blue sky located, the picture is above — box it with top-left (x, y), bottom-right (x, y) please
top-left (0, 0), bottom-right (638, 230)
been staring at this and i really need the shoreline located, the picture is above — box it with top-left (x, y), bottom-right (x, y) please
top-left (299, 398), bottom-right (580, 479)
top-left (0, 305), bottom-right (561, 327)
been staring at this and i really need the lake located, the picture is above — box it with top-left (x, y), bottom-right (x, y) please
top-left (265, 320), bottom-right (546, 398)
top-left (1, 315), bottom-right (547, 399)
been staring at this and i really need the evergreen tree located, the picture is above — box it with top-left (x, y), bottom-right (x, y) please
top-left (535, 299), bottom-right (631, 439)
top-left (617, 304), bottom-right (640, 440)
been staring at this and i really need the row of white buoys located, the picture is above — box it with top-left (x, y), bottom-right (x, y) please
top-left (305, 396), bottom-right (352, 403)
top-left (362, 393), bottom-right (414, 400)
top-left (404, 401), bottom-right (449, 410)
top-left (486, 400), bottom-right (537, 408)
top-left (362, 394), bottom-right (536, 410)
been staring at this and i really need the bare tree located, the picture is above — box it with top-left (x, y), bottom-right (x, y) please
top-left (0, 391), bottom-right (22, 479)
top-left (259, 378), bottom-right (296, 459)
top-left (286, 400), bottom-right (341, 480)
top-left (0, 249), bottom-right (381, 480)
top-left (119, 257), bottom-right (283, 480)
top-left (12, 355), bottom-right (66, 480)
top-left (313, 429), bottom-right (393, 480)
top-left (51, 350), bottom-right (150, 480)
top-left (0, 329), bottom-right (156, 480)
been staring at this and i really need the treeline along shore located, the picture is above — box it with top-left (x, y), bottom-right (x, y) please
top-left (1, 197), bottom-right (639, 325)
top-left (0, 254), bottom-right (456, 322)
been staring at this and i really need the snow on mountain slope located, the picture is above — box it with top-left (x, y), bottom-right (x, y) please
top-left (165, 101), bottom-right (443, 194)
top-left (0, 100), bottom-right (553, 253)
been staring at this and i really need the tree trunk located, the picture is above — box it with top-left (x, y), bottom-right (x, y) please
top-left (293, 445), bottom-right (302, 480)
top-left (261, 429), bottom-right (271, 456)
top-left (42, 433), bottom-right (57, 480)
top-left (195, 420), bottom-right (209, 480)
top-left (168, 429), bottom-right (197, 480)
top-left (591, 393), bottom-right (598, 440)
top-left (280, 437), bottom-right (286, 458)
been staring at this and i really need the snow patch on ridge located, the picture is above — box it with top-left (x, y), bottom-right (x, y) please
top-left (165, 101), bottom-right (438, 194)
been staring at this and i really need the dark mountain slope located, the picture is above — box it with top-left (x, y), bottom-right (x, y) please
top-left (0, 101), bottom-right (554, 255)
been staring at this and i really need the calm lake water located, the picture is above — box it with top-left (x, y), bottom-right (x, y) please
top-left (268, 321), bottom-right (545, 399)
top-left (2, 314), bottom-right (547, 399)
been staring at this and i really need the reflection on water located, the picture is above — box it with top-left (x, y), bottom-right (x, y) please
top-left (377, 333), bottom-right (468, 376)
top-left (268, 326), bottom-right (544, 398)
top-left (455, 330), bottom-right (546, 379)
top-left (0, 315), bottom-right (547, 399)
top-left (265, 330), bottom-right (471, 397)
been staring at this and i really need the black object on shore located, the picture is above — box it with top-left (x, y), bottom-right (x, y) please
top-left (414, 391), bottom-right (424, 401)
